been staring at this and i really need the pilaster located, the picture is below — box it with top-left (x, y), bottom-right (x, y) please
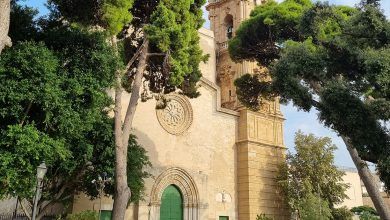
top-left (237, 109), bottom-right (289, 219)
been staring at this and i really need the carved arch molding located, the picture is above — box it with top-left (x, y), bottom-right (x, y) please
top-left (149, 167), bottom-right (200, 220)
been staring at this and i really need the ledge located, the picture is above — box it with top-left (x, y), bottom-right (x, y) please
top-left (236, 139), bottom-right (287, 149)
top-left (199, 77), bottom-right (240, 117)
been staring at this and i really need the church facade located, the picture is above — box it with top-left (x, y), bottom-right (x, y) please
top-left (73, 0), bottom-right (289, 219)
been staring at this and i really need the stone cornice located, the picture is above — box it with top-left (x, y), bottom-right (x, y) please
top-left (236, 139), bottom-right (287, 149)
top-left (206, 0), bottom-right (240, 10)
top-left (199, 77), bottom-right (240, 117)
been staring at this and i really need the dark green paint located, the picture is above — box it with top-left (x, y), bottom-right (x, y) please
top-left (100, 210), bottom-right (112, 220)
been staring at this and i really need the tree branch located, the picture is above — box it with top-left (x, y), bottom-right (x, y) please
top-left (147, 52), bottom-right (165, 56)
top-left (37, 163), bottom-right (90, 218)
top-left (20, 101), bottom-right (33, 126)
top-left (19, 198), bottom-right (32, 220)
top-left (124, 39), bottom-right (148, 73)
top-left (122, 39), bottom-right (149, 145)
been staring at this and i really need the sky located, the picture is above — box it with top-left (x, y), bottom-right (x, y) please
top-left (24, 0), bottom-right (389, 168)
top-left (200, 0), bottom-right (389, 169)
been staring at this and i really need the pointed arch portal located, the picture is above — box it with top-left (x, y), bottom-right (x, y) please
top-left (149, 167), bottom-right (199, 220)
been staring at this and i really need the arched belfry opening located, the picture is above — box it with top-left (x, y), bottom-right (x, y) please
top-left (224, 14), bottom-right (234, 39)
top-left (149, 167), bottom-right (199, 220)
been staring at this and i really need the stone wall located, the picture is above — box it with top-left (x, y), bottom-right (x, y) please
top-left (73, 31), bottom-right (241, 220)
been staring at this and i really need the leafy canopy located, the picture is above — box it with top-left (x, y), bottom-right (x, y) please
top-left (144, 0), bottom-right (206, 94)
top-left (230, 0), bottom-right (390, 189)
top-left (53, 0), bottom-right (207, 99)
top-left (48, 0), bottom-right (134, 35)
top-left (0, 2), bottom-right (150, 209)
top-left (278, 132), bottom-right (348, 220)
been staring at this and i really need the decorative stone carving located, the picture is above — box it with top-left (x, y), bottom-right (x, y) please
top-left (149, 167), bottom-right (200, 220)
top-left (156, 94), bottom-right (193, 135)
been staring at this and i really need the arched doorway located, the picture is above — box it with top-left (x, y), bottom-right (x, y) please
top-left (160, 185), bottom-right (183, 220)
top-left (150, 167), bottom-right (199, 220)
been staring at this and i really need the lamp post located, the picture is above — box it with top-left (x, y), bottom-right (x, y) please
top-left (92, 172), bottom-right (111, 220)
top-left (32, 162), bottom-right (47, 220)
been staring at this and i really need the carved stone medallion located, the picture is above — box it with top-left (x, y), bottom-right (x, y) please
top-left (156, 94), bottom-right (193, 135)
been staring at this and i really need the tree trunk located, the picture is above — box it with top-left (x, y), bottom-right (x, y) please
top-left (308, 82), bottom-right (389, 218)
top-left (0, 0), bottom-right (12, 54)
top-left (19, 198), bottom-right (32, 220)
top-left (342, 136), bottom-right (390, 219)
top-left (112, 40), bottom-right (149, 220)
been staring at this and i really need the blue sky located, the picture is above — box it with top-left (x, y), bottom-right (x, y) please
top-left (25, 0), bottom-right (388, 168)
top-left (201, 0), bottom-right (388, 169)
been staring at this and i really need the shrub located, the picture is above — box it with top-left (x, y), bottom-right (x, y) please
top-left (256, 213), bottom-right (273, 220)
top-left (66, 210), bottom-right (98, 220)
top-left (350, 206), bottom-right (377, 215)
top-left (359, 211), bottom-right (380, 220)
top-left (332, 206), bottom-right (353, 220)
top-left (350, 206), bottom-right (379, 220)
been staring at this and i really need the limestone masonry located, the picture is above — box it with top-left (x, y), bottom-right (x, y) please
top-left (73, 0), bottom-right (288, 219)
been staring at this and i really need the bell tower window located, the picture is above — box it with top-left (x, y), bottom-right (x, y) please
top-left (225, 14), bottom-right (234, 39)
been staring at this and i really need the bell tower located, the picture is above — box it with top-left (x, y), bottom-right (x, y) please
top-left (207, 1), bottom-right (290, 219)
top-left (207, 0), bottom-right (262, 109)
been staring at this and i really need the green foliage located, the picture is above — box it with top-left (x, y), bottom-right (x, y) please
top-left (234, 73), bottom-right (275, 111)
top-left (66, 210), bottom-right (98, 220)
top-left (332, 206), bottom-right (353, 220)
top-left (229, 0), bottom-right (312, 65)
top-left (102, 0), bottom-right (134, 35)
top-left (256, 213), bottom-right (273, 220)
top-left (299, 192), bottom-right (332, 220)
top-left (52, 0), bottom-right (207, 98)
top-left (359, 212), bottom-right (380, 220)
top-left (0, 3), bottom-right (150, 209)
top-left (82, 125), bottom-right (152, 202)
top-left (9, 2), bottom-right (39, 43)
top-left (0, 124), bottom-right (69, 198)
top-left (230, 0), bottom-right (390, 189)
top-left (351, 206), bottom-right (378, 216)
top-left (142, 0), bottom-right (207, 97)
top-left (48, 0), bottom-right (103, 26)
top-left (49, 0), bottom-right (133, 35)
top-left (278, 132), bottom-right (348, 218)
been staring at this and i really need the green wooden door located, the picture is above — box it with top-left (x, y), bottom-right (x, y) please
top-left (100, 210), bottom-right (112, 220)
top-left (160, 185), bottom-right (183, 220)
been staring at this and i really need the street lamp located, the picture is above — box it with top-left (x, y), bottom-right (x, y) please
top-left (92, 172), bottom-right (111, 220)
top-left (32, 162), bottom-right (47, 220)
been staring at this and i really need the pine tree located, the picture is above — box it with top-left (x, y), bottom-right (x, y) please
top-left (50, 0), bottom-right (207, 219)
top-left (229, 0), bottom-right (390, 218)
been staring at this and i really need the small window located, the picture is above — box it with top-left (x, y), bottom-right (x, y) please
top-left (219, 216), bottom-right (229, 220)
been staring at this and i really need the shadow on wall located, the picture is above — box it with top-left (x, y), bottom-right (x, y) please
top-left (132, 128), bottom-right (159, 169)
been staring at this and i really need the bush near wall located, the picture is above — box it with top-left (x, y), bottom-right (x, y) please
top-left (66, 211), bottom-right (98, 220)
